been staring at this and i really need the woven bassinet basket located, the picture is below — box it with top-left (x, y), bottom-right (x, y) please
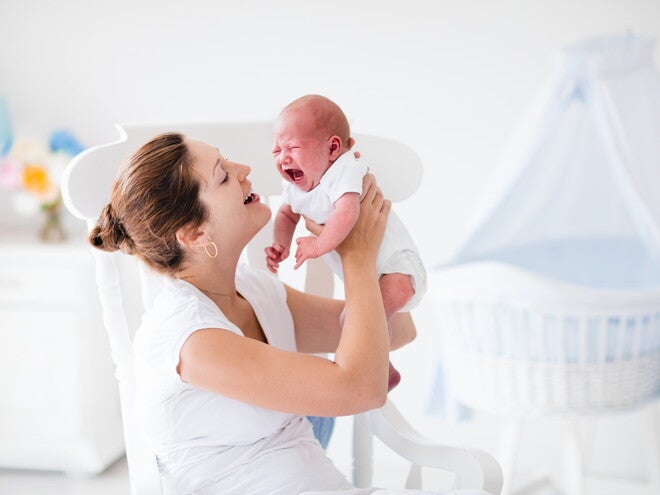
top-left (432, 262), bottom-right (660, 417)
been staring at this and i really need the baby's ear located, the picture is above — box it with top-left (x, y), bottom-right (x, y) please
top-left (328, 135), bottom-right (342, 159)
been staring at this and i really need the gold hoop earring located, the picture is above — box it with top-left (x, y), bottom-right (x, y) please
top-left (204, 241), bottom-right (218, 259)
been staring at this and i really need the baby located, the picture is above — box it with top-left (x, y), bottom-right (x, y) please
top-left (266, 94), bottom-right (427, 390)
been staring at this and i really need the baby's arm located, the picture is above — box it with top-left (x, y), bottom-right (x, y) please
top-left (294, 192), bottom-right (360, 269)
top-left (266, 203), bottom-right (300, 273)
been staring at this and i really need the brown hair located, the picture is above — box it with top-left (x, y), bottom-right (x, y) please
top-left (89, 132), bottom-right (207, 275)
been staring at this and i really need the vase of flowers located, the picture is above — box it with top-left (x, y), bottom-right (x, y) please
top-left (39, 195), bottom-right (67, 242)
top-left (0, 132), bottom-right (82, 242)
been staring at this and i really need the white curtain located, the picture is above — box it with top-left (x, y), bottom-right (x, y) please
top-left (447, 34), bottom-right (660, 288)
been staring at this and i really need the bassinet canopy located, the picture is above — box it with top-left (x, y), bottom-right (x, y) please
top-left (450, 33), bottom-right (660, 289)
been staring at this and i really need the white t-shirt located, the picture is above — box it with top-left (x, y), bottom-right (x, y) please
top-left (133, 264), bottom-right (353, 494)
top-left (282, 152), bottom-right (427, 310)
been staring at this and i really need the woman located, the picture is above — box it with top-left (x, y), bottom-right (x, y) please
top-left (91, 133), bottom-right (486, 495)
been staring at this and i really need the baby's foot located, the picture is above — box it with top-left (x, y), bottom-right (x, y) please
top-left (388, 361), bottom-right (401, 392)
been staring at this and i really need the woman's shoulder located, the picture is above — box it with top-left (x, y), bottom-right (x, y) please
top-left (155, 277), bottom-right (218, 316)
top-left (136, 278), bottom-right (231, 346)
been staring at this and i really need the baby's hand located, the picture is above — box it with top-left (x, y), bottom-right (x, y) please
top-left (294, 236), bottom-right (320, 269)
top-left (265, 243), bottom-right (290, 273)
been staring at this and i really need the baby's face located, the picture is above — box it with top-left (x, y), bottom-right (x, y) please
top-left (272, 111), bottom-right (331, 192)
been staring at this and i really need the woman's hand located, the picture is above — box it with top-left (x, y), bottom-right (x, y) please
top-left (335, 173), bottom-right (390, 262)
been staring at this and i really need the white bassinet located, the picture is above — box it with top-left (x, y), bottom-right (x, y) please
top-left (434, 256), bottom-right (660, 417)
top-left (432, 33), bottom-right (660, 494)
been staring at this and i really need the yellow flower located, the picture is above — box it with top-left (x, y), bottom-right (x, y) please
top-left (21, 163), bottom-right (53, 195)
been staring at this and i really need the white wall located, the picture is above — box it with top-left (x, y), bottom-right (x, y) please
top-left (1, 0), bottom-right (658, 485)
top-left (2, 0), bottom-right (659, 265)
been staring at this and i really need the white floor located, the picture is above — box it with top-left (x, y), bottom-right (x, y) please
top-left (0, 453), bottom-right (645, 495)
top-left (0, 414), bottom-right (651, 495)
top-left (0, 457), bottom-right (129, 495)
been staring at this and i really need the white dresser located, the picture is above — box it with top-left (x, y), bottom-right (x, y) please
top-left (0, 231), bottom-right (124, 475)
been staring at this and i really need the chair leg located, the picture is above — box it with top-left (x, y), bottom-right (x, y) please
top-left (405, 463), bottom-right (422, 489)
top-left (578, 416), bottom-right (596, 470)
top-left (352, 413), bottom-right (373, 488)
top-left (499, 417), bottom-right (523, 495)
top-left (562, 417), bottom-right (586, 495)
top-left (645, 401), bottom-right (660, 488)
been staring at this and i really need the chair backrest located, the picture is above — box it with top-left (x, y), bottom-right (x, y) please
top-left (61, 122), bottom-right (423, 494)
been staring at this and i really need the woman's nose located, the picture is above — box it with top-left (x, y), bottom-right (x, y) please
top-left (237, 163), bottom-right (251, 181)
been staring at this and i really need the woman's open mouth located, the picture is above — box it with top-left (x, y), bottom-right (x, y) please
top-left (244, 192), bottom-right (259, 204)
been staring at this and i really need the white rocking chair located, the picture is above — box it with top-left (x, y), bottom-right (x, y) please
top-left (61, 121), bottom-right (503, 495)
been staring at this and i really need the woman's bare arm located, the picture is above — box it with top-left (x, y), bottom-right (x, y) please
top-left (390, 312), bottom-right (417, 349)
top-left (288, 289), bottom-right (416, 353)
top-left (285, 284), bottom-right (344, 354)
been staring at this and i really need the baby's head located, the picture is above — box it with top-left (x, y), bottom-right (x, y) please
top-left (273, 94), bottom-right (353, 191)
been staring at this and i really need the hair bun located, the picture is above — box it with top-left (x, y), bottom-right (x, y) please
top-left (91, 234), bottom-right (103, 247)
top-left (89, 203), bottom-right (133, 253)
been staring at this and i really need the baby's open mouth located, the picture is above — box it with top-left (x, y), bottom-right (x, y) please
top-left (285, 169), bottom-right (304, 182)
top-left (244, 193), bottom-right (255, 204)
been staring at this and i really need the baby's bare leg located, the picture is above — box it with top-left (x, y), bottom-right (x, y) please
top-left (379, 273), bottom-right (415, 391)
top-left (379, 273), bottom-right (415, 323)
top-left (340, 273), bottom-right (414, 329)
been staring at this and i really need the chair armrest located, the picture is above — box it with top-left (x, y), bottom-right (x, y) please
top-left (366, 399), bottom-right (503, 494)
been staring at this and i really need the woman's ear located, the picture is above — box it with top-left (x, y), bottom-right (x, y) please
top-left (176, 224), bottom-right (208, 248)
top-left (328, 135), bottom-right (343, 160)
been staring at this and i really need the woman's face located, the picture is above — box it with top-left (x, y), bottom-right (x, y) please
top-left (187, 138), bottom-right (271, 249)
